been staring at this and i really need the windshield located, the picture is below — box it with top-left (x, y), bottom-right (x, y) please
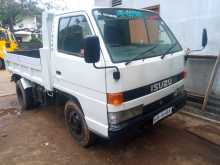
top-left (93, 8), bottom-right (182, 63)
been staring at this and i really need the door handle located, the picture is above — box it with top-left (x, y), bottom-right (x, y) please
top-left (56, 70), bottom-right (62, 75)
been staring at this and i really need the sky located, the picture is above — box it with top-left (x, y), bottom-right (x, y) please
top-left (40, 0), bottom-right (95, 10)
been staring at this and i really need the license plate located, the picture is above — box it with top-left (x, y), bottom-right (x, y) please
top-left (153, 107), bottom-right (173, 124)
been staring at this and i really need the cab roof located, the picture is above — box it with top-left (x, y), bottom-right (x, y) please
top-left (51, 6), bottom-right (153, 16)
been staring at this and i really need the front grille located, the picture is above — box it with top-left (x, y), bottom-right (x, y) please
top-left (123, 73), bottom-right (183, 102)
top-left (143, 94), bottom-right (174, 114)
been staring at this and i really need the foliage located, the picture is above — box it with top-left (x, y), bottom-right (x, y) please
top-left (0, 0), bottom-right (42, 31)
top-left (30, 34), bottom-right (41, 43)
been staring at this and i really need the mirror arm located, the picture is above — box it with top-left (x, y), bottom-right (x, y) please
top-left (93, 63), bottom-right (120, 81)
top-left (185, 46), bottom-right (206, 62)
top-left (190, 46), bottom-right (205, 52)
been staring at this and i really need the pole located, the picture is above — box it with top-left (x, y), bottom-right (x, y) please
top-left (202, 52), bottom-right (220, 111)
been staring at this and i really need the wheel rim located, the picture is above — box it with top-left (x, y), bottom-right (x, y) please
top-left (67, 110), bottom-right (84, 139)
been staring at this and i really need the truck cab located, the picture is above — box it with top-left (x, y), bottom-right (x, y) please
top-left (0, 27), bottom-right (17, 69)
top-left (5, 7), bottom-right (186, 147)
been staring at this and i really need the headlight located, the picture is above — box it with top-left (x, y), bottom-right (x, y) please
top-left (108, 106), bottom-right (143, 125)
top-left (174, 85), bottom-right (184, 96)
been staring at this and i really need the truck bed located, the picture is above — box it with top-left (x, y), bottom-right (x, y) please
top-left (5, 12), bottom-right (56, 91)
top-left (12, 50), bottom-right (41, 58)
top-left (5, 49), bottom-right (44, 86)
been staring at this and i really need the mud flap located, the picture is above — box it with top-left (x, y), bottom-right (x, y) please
top-left (20, 78), bottom-right (32, 90)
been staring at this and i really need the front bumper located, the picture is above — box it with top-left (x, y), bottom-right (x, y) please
top-left (108, 92), bottom-right (186, 138)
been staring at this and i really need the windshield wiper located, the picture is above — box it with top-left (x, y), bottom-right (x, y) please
top-left (161, 42), bottom-right (177, 59)
top-left (125, 45), bottom-right (159, 65)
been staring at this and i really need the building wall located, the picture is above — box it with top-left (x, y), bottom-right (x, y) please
top-left (185, 58), bottom-right (215, 95)
top-left (95, 0), bottom-right (111, 6)
top-left (14, 16), bottom-right (37, 30)
top-left (95, 0), bottom-right (220, 96)
top-left (103, 0), bottom-right (220, 56)
top-left (14, 32), bottom-right (32, 42)
top-left (14, 16), bottom-right (38, 42)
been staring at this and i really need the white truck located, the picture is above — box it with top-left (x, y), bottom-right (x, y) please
top-left (5, 7), bottom-right (187, 147)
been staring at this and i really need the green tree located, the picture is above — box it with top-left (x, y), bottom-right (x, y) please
top-left (0, 0), bottom-right (42, 32)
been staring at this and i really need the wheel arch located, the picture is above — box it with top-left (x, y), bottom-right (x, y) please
top-left (11, 74), bottom-right (21, 82)
top-left (56, 90), bottom-right (84, 115)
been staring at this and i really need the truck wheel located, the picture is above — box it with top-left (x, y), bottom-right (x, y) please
top-left (64, 101), bottom-right (94, 147)
top-left (0, 59), bottom-right (5, 70)
top-left (16, 80), bottom-right (33, 110)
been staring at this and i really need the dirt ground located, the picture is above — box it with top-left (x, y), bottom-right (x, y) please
top-left (0, 71), bottom-right (15, 97)
top-left (0, 71), bottom-right (220, 165)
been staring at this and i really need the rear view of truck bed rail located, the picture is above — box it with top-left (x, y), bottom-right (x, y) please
top-left (5, 51), bottom-right (43, 86)
top-left (12, 50), bottom-right (40, 58)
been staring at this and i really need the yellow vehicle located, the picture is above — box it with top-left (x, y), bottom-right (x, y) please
top-left (0, 27), bottom-right (17, 69)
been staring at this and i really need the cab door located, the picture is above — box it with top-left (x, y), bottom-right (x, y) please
top-left (52, 12), bottom-right (109, 137)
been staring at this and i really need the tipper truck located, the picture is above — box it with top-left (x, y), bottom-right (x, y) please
top-left (5, 7), bottom-right (187, 147)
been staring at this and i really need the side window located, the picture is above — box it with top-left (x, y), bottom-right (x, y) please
top-left (58, 17), bottom-right (70, 50)
top-left (58, 15), bottom-right (92, 56)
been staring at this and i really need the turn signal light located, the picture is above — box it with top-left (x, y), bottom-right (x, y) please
top-left (181, 71), bottom-right (187, 79)
top-left (107, 93), bottom-right (124, 106)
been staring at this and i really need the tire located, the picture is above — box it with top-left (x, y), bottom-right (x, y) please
top-left (0, 59), bottom-right (5, 70)
top-left (16, 80), bottom-right (34, 110)
top-left (64, 101), bottom-right (94, 147)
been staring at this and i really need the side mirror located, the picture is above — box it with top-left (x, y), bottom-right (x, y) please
top-left (202, 28), bottom-right (208, 48)
top-left (84, 36), bottom-right (100, 63)
top-left (186, 28), bottom-right (208, 57)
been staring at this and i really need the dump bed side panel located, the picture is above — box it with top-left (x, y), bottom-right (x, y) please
top-left (4, 51), bottom-right (44, 86)
top-left (12, 50), bottom-right (40, 58)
